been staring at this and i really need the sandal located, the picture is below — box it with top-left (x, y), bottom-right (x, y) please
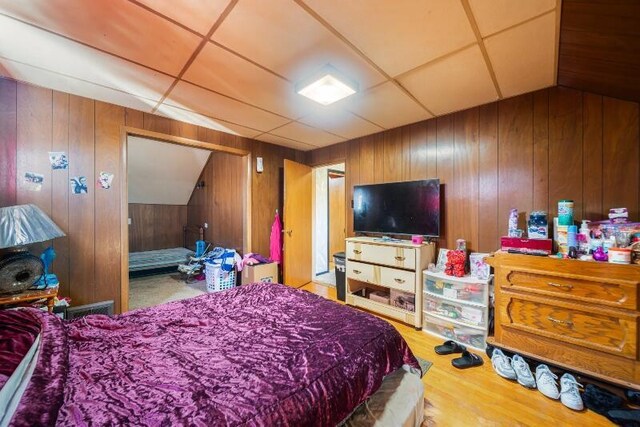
top-left (434, 340), bottom-right (466, 355)
top-left (452, 351), bottom-right (484, 369)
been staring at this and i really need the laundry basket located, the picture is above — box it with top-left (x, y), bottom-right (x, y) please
top-left (205, 262), bottom-right (236, 292)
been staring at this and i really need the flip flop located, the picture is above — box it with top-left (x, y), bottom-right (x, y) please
top-left (452, 351), bottom-right (484, 369)
top-left (434, 340), bottom-right (466, 355)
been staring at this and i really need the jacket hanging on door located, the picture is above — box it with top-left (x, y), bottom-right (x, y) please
top-left (270, 212), bottom-right (282, 264)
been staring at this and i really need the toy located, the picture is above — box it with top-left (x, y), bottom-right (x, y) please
top-left (593, 246), bottom-right (608, 262)
top-left (445, 249), bottom-right (466, 277)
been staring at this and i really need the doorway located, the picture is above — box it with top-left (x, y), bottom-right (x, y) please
top-left (120, 127), bottom-right (251, 312)
top-left (312, 162), bottom-right (345, 286)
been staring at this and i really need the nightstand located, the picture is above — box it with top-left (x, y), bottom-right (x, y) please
top-left (0, 286), bottom-right (58, 313)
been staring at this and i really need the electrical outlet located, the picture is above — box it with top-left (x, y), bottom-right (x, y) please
top-left (128, 218), bottom-right (132, 225)
top-left (203, 222), bottom-right (208, 229)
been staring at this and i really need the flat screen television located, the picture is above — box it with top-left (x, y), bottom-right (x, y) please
top-left (353, 179), bottom-right (440, 237)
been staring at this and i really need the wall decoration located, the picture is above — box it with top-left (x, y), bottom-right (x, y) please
top-left (70, 176), bottom-right (88, 194)
top-left (23, 172), bottom-right (44, 191)
top-left (97, 171), bottom-right (114, 190)
top-left (48, 152), bottom-right (68, 170)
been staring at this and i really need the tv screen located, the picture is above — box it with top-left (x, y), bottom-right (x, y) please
top-left (353, 179), bottom-right (440, 237)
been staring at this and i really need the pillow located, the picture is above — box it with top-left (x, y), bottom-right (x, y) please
top-left (0, 309), bottom-right (41, 390)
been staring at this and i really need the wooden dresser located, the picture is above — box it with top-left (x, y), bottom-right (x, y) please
top-left (486, 251), bottom-right (640, 389)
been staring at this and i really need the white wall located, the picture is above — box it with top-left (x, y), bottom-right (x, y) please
top-left (128, 136), bottom-right (211, 205)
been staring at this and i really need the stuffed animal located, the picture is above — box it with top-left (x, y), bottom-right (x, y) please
top-left (445, 249), bottom-right (466, 277)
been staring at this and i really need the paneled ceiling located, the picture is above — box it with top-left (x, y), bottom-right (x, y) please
top-left (0, 0), bottom-right (560, 151)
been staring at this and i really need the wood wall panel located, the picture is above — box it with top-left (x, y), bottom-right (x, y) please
top-left (0, 76), bottom-right (303, 312)
top-left (306, 87), bottom-right (640, 254)
top-left (68, 95), bottom-right (95, 306)
top-left (0, 79), bottom-right (17, 208)
top-left (602, 96), bottom-right (640, 221)
top-left (187, 150), bottom-right (246, 252)
top-left (128, 204), bottom-right (188, 252)
top-left (51, 92), bottom-right (70, 297)
top-left (548, 87), bottom-right (583, 220)
top-left (558, 0), bottom-right (640, 103)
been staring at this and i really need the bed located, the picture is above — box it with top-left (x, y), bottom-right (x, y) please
top-left (1, 283), bottom-right (423, 426)
top-left (128, 225), bottom-right (204, 272)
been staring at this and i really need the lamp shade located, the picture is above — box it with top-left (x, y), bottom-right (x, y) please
top-left (0, 204), bottom-right (66, 249)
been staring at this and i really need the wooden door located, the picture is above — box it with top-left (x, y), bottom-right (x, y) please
top-left (283, 159), bottom-right (312, 287)
top-left (328, 172), bottom-right (345, 260)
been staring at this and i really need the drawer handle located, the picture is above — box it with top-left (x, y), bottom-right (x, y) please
top-left (547, 282), bottom-right (574, 290)
top-left (547, 316), bottom-right (573, 327)
top-left (353, 249), bottom-right (362, 254)
top-left (395, 256), bottom-right (405, 261)
top-left (353, 270), bottom-right (361, 274)
top-left (394, 278), bottom-right (406, 284)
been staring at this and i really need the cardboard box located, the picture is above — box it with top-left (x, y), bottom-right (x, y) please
top-left (241, 263), bottom-right (278, 285)
top-left (369, 290), bottom-right (390, 305)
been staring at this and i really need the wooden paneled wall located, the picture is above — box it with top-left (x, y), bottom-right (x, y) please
top-left (0, 76), bottom-right (304, 312)
top-left (307, 87), bottom-right (640, 253)
top-left (128, 204), bottom-right (187, 252)
top-left (187, 151), bottom-right (244, 251)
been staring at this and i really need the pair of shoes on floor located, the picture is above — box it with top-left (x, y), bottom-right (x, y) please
top-left (434, 340), bottom-right (483, 369)
top-left (490, 350), bottom-right (583, 410)
top-left (491, 349), bottom-right (536, 388)
top-left (536, 365), bottom-right (584, 411)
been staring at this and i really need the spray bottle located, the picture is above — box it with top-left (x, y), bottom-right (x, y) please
top-left (579, 220), bottom-right (591, 254)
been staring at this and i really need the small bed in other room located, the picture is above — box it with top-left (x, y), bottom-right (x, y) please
top-left (1, 283), bottom-right (424, 426)
top-left (128, 224), bottom-right (203, 273)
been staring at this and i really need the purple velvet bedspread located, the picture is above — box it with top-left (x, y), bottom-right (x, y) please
top-left (10, 283), bottom-right (419, 426)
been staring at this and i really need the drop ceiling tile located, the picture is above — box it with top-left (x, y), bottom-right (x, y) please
top-left (0, 0), bottom-right (201, 75)
top-left (398, 45), bottom-right (498, 116)
top-left (485, 13), bottom-right (556, 98)
top-left (256, 133), bottom-right (318, 151)
top-left (0, 58), bottom-right (158, 112)
top-left (165, 81), bottom-right (290, 132)
top-left (134, 0), bottom-right (227, 35)
top-left (303, 0), bottom-right (476, 77)
top-left (345, 82), bottom-right (433, 129)
top-left (0, 15), bottom-right (173, 101)
top-left (271, 121), bottom-right (345, 147)
top-left (468, 0), bottom-right (556, 36)
top-left (298, 107), bottom-right (383, 140)
top-left (156, 104), bottom-right (261, 138)
top-left (212, 0), bottom-right (385, 91)
top-left (183, 42), bottom-right (303, 119)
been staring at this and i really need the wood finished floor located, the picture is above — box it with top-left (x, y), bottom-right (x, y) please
top-left (301, 282), bottom-right (614, 427)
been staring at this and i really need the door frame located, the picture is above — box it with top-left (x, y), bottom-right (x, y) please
top-left (119, 126), bottom-right (252, 312)
top-left (326, 169), bottom-right (345, 269)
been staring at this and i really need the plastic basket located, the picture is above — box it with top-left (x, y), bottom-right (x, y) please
top-left (205, 262), bottom-right (236, 292)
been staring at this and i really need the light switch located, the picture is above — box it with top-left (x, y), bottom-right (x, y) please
top-left (256, 157), bottom-right (264, 173)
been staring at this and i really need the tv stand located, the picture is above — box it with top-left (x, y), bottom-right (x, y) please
top-left (345, 236), bottom-right (435, 329)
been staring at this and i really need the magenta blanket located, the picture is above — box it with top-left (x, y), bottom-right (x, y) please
top-left (10, 283), bottom-right (419, 426)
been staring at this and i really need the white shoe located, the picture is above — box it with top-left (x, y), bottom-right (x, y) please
top-left (512, 354), bottom-right (536, 388)
top-left (560, 373), bottom-right (584, 410)
top-left (491, 349), bottom-right (517, 380)
top-left (535, 365), bottom-right (559, 399)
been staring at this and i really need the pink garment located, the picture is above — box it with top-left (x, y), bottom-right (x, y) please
top-left (270, 212), bottom-right (282, 264)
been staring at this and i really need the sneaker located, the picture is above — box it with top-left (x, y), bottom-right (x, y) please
top-left (491, 349), bottom-right (517, 380)
top-left (536, 365), bottom-right (560, 400)
top-left (560, 373), bottom-right (584, 410)
top-left (512, 354), bottom-right (536, 388)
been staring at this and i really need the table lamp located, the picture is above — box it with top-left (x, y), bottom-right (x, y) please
top-left (0, 204), bottom-right (66, 294)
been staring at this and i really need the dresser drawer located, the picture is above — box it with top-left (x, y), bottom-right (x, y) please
top-left (347, 241), bottom-right (416, 270)
top-left (503, 270), bottom-right (637, 310)
top-left (347, 261), bottom-right (376, 284)
top-left (380, 268), bottom-right (415, 293)
top-left (500, 293), bottom-right (638, 359)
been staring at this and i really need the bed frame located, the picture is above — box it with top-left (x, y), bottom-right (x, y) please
top-left (183, 225), bottom-right (205, 251)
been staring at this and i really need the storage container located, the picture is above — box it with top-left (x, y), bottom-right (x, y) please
top-left (423, 313), bottom-right (487, 350)
top-left (205, 262), bottom-right (236, 292)
top-left (423, 294), bottom-right (487, 327)
top-left (423, 271), bottom-right (488, 305)
top-left (390, 289), bottom-right (415, 312)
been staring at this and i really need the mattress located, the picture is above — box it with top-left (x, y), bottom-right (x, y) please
top-left (128, 247), bottom-right (194, 271)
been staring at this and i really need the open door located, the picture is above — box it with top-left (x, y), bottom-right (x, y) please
top-left (328, 171), bottom-right (346, 261)
top-left (283, 159), bottom-right (312, 287)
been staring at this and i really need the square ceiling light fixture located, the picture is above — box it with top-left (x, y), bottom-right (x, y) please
top-left (295, 64), bottom-right (358, 106)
